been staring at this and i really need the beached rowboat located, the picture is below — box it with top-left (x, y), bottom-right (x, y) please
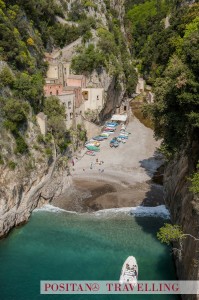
top-left (86, 151), bottom-right (96, 156)
top-left (86, 145), bottom-right (100, 152)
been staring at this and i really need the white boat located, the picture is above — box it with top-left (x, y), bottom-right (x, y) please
top-left (119, 256), bottom-right (138, 285)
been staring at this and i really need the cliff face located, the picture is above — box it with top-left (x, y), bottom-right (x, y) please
top-left (0, 155), bottom-right (71, 237)
top-left (0, 121), bottom-right (72, 238)
top-left (164, 141), bottom-right (199, 300)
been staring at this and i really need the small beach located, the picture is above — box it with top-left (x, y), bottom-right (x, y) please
top-left (52, 113), bottom-right (164, 212)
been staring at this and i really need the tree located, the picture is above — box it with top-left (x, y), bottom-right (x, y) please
top-left (14, 72), bottom-right (44, 110)
top-left (43, 96), bottom-right (69, 152)
top-left (71, 44), bottom-right (105, 75)
top-left (2, 98), bottom-right (29, 125)
top-left (157, 223), bottom-right (184, 245)
top-left (0, 66), bottom-right (15, 87)
top-left (43, 96), bottom-right (65, 118)
top-left (157, 223), bottom-right (199, 260)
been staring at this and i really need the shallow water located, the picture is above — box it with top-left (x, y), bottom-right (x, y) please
top-left (0, 210), bottom-right (179, 300)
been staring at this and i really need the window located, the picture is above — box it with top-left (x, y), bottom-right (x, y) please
top-left (50, 92), bottom-right (52, 95)
top-left (124, 106), bottom-right (127, 111)
top-left (70, 113), bottom-right (73, 119)
top-left (97, 95), bottom-right (99, 100)
top-left (56, 90), bottom-right (59, 95)
top-left (68, 101), bottom-right (72, 109)
top-left (64, 68), bottom-right (66, 74)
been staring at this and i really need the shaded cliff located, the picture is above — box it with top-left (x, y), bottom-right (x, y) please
top-left (164, 140), bottom-right (199, 300)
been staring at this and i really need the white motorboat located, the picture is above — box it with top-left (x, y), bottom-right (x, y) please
top-left (119, 256), bottom-right (138, 285)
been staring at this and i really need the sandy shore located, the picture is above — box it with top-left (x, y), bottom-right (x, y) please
top-left (52, 114), bottom-right (164, 212)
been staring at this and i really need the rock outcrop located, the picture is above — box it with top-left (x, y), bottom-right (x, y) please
top-left (164, 141), bottom-right (199, 300)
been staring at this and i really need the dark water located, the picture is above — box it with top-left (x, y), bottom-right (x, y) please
top-left (0, 209), bottom-right (179, 300)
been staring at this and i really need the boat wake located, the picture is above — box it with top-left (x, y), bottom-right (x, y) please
top-left (34, 204), bottom-right (170, 219)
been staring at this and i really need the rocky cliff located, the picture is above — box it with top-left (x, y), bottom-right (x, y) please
top-left (164, 141), bottom-right (199, 300)
top-left (0, 121), bottom-right (72, 238)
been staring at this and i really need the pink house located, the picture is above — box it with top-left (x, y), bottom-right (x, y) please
top-left (44, 82), bottom-right (63, 96)
top-left (66, 75), bottom-right (86, 88)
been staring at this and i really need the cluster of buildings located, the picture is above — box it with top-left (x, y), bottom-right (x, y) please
top-left (42, 44), bottom-right (105, 130)
top-left (36, 42), bottom-right (154, 136)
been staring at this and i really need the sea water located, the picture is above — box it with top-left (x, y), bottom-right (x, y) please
top-left (0, 208), bottom-right (179, 300)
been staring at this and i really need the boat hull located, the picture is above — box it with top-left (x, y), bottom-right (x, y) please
top-left (119, 256), bottom-right (138, 285)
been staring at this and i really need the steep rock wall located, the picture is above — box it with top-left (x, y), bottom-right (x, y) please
top-left (164, 141), bottom-right (199, 300)
top-left (0, 123), bottom-right (72, 238)
top-left (0, 157), bottom-right (71, 237)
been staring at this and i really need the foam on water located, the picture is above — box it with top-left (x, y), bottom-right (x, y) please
top-left (33, 204), bottom-right (77, 214)
top-left (93, 205), bottom-right (170, 219)
top-left (34, 204), bottom-right (170, 219)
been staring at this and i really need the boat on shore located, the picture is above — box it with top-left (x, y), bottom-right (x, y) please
top-left (119, 256), bottom-right (138, 285)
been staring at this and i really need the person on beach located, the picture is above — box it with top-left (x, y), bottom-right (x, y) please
top-left (90, 162), bottom-right (93, 169)
top-left (72, 159), bottom-right (74, 166)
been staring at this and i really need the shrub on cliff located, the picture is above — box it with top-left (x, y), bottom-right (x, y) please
top-left (0, 66), bottom-right (15, 88)
top-left (71, 44), bottom-right (105, 75)
top-left (1, 98), bottom-right (29, 130)
top-left (189, 162), bottom-right (199, 195)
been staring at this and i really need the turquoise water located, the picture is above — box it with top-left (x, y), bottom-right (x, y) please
top-left (0, 210), bottom-right (179, 300)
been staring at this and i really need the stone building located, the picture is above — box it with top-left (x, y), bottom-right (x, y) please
top-left (44, 82), bottom-right (63, 96)
top-left (58, 92), bottom-right (75, 129)
top-left (67, 75), bottom-right (86, 88)
top-left (82, 88), bottom-right (104, 115)
top-left (115, 98), bottom-right (129, 114)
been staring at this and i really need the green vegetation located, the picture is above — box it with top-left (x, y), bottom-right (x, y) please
top-left (157, 223), bottom-right (184, 245)
top-left (0, 97), bottom-right (29, 133)
top-left (189, 162), bottom-right (199, 194)
top-left (15, 134), bottom-right (28, 154)
top-left (77, 124), bottom-right (87, 142)
top-left (157, 223), bottom-right (199, 260)
top-left (43, 96), bottom-right (70, 153)
top-left (0, 153), bottom-right (4, 164)
top-left (7, 160), bottom-right (17, 170)
top-left (71, 44), bottom-right (105, 75)
top-left (126, 1), bottom-right (199, 153)
top-left (0, 66), bottom-right (15, 88)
